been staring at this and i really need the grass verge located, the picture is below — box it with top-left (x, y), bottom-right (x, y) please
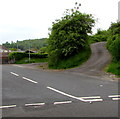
top-left (106, 61), bottom-right (120, 77)
top-left (49, 47), bottom-right (91, 69)
top-left (15, 57), bottom-right (48, 64)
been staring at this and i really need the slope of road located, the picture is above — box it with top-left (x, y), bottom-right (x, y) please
top-left (64, 42), bottom-right (111, 77)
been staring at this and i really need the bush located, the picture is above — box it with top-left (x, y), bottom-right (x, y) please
top-left (89, 29), bottom-right (109, 44)
top-left (106, 61), bottom-right (120, 77)
top-left (8, 52), bottom-right (27, 60)
top-left (107, 34), bottom-right (120, 62)
top-left (8, 52), bottom-right (48, 62)
top-left (106, 22), bottom-right (120, 77)
top-left (48, 3), bottom-right (95, 69)
top-left (49, 46), bottom-right (91, 69)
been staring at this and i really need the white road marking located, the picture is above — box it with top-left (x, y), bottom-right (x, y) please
top-left (108, 95), bottom-right (120, 98)
top-left (47, 86), bottom-right (103, 102)
top-left (13, 65), bottom-right (24, 68)
top-left (81, 99), bottom-right (103, 102)
top-left (108, 95), bottom-right (120, 101)
top-left (25, 103), bottom-right (45, 106)
top-left (54, 101), bottom-right (72, 105)
top-left (22, 77), bottom-right (38, 84)
top-left (112, 98), bottom-right (120, 101)
top-left (47, 86), bottom-right (85, 101)
top-left (0, 105), bottom-right (16, 109)
top-left (78, 96), bottom-right (103, 102)
top-left (79, 96), bottom-right (101, 99)
top-left (10, 72), bottom-right (19, 77)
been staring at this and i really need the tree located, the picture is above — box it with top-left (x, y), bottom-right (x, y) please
top-left (48, 3), bottom-right (95, 68)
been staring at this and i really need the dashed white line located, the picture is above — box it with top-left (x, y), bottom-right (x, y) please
top-left (0, 105), bottom-right (16, 109)
top-left (112, 98), bottom-right (120, 101)
top-left (25, 103), bottom-right (45, 106)
top-left (108, 95), bottom-right (120, 101)
top-left (108, 95), bottom-right (120, 98)
top-left (22, 77), bottom-right (38, 84)
top-left (54, 101), bottom-right (72, 105)
top-left (10, 72), bottom-right (19, 77)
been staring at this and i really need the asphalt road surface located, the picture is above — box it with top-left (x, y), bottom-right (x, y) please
top-left (1, 42), bottom-right (120, 118)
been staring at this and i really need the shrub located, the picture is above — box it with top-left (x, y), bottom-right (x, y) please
top-left (48, 3), bottom-right (95, 68)
top-left (107, 34), bottom-right (120, 62)
top-left (8, 52), bottom-right (48, 62)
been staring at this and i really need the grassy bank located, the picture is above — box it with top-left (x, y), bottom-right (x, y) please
top-left (106, 61), bottom-right (120, 77)
top-left (49, 47), bottom-right (91, 69)
top-left (15, 57), bottom-right (48, 64)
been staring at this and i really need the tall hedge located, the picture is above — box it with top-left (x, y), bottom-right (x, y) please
top-left (107, 22), bottom-right (120, 62)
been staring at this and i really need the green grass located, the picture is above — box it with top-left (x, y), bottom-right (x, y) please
top-left (15, 57), bottom-right (48, 64)
top-left (49, 47), bottom-right (91, 69)
top-left (106, 61), bottom-right (120, 77)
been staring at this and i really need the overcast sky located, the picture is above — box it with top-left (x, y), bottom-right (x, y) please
top-left (0, 0), bottom-right (119, 44)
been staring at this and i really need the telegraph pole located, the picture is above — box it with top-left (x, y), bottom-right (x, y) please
top-left (29, 39), bottom-right (31, 62)
top-left (118, 1), bottom-right (120, 22)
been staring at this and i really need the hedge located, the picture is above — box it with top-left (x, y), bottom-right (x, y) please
top-left (8, 52), bottom-right (48, 61)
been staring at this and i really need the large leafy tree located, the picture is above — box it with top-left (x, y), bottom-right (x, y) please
top-left (48, 3), bottom-right (95, 68)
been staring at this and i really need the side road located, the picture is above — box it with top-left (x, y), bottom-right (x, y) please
top-left (65, 42), bottom-right (111, 75)
top-left (10, 42), bottom-right (119, 81)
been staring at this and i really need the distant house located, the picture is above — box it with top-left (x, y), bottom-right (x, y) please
top-left (0, 45), bottom-right (11, 64)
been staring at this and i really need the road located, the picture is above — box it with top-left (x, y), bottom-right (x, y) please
top-left (1, 42), bottom-right (120, 118)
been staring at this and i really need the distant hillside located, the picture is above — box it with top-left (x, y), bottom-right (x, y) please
top-left (2, 38), bottom-right (48, 51)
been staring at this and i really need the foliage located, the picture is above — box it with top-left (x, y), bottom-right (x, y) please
top-left (107, 34), bottom-right (120, 61)
top-left (106, 61), bottom-right (120, 77)
top-left (15, 57), bottom-right (48, 64)
top-left (2, 38), bottom-right (48, 51)
top-left (106, 22), bottom-right (120, 77)
top-left (48, 3), bottom-right (95, 68)
top-left (9, 48), bottom-right (17, 51)
top-left (39, 47), bottom-right (48, 53)
top-left (8, 52), bottom-right (27, 60)
top-left (108, 22), bottom-right (120, 35)
top-left (106, 22), bottom-right (120, 62)
top-left (8, 52), bottom-right (48, 61)
top-left (89, 29), bottom-right (109, 44)
top-left (49, 46), bottom-right (91, 69)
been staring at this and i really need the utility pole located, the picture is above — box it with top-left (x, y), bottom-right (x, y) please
top-left (17, 40), bottom-right (18, 51)
top-left (29, 39), bottom-right (31, 62)
top-left (118, 1), bottom-right (120, 22)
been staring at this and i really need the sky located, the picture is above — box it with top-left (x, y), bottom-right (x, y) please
top-left (0, 0), bottom-right (119, 44)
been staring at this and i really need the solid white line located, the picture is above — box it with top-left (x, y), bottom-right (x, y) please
top-left (22, 77), bottom-right (38, 84)
top-left (0, 105), bottom-right (16, 109)
top-left (25, 103), bottom-right (45, 106)
top-left (108, 95), bottom-right (120, 98)
top-left (54, 101), bottom-right (72, 105)
top-left (80, 99), bottom-right (103, 102)
top-left (47, 86), bottom-right (85, 101)
top-left (112, 98), bottom-right (120, 101)
top-left (10, 72), bottom-right (19, 77)
top-left (47, 86), bottom-right (103, 102)
top-left (79, 96), bottom-right (101, 99)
